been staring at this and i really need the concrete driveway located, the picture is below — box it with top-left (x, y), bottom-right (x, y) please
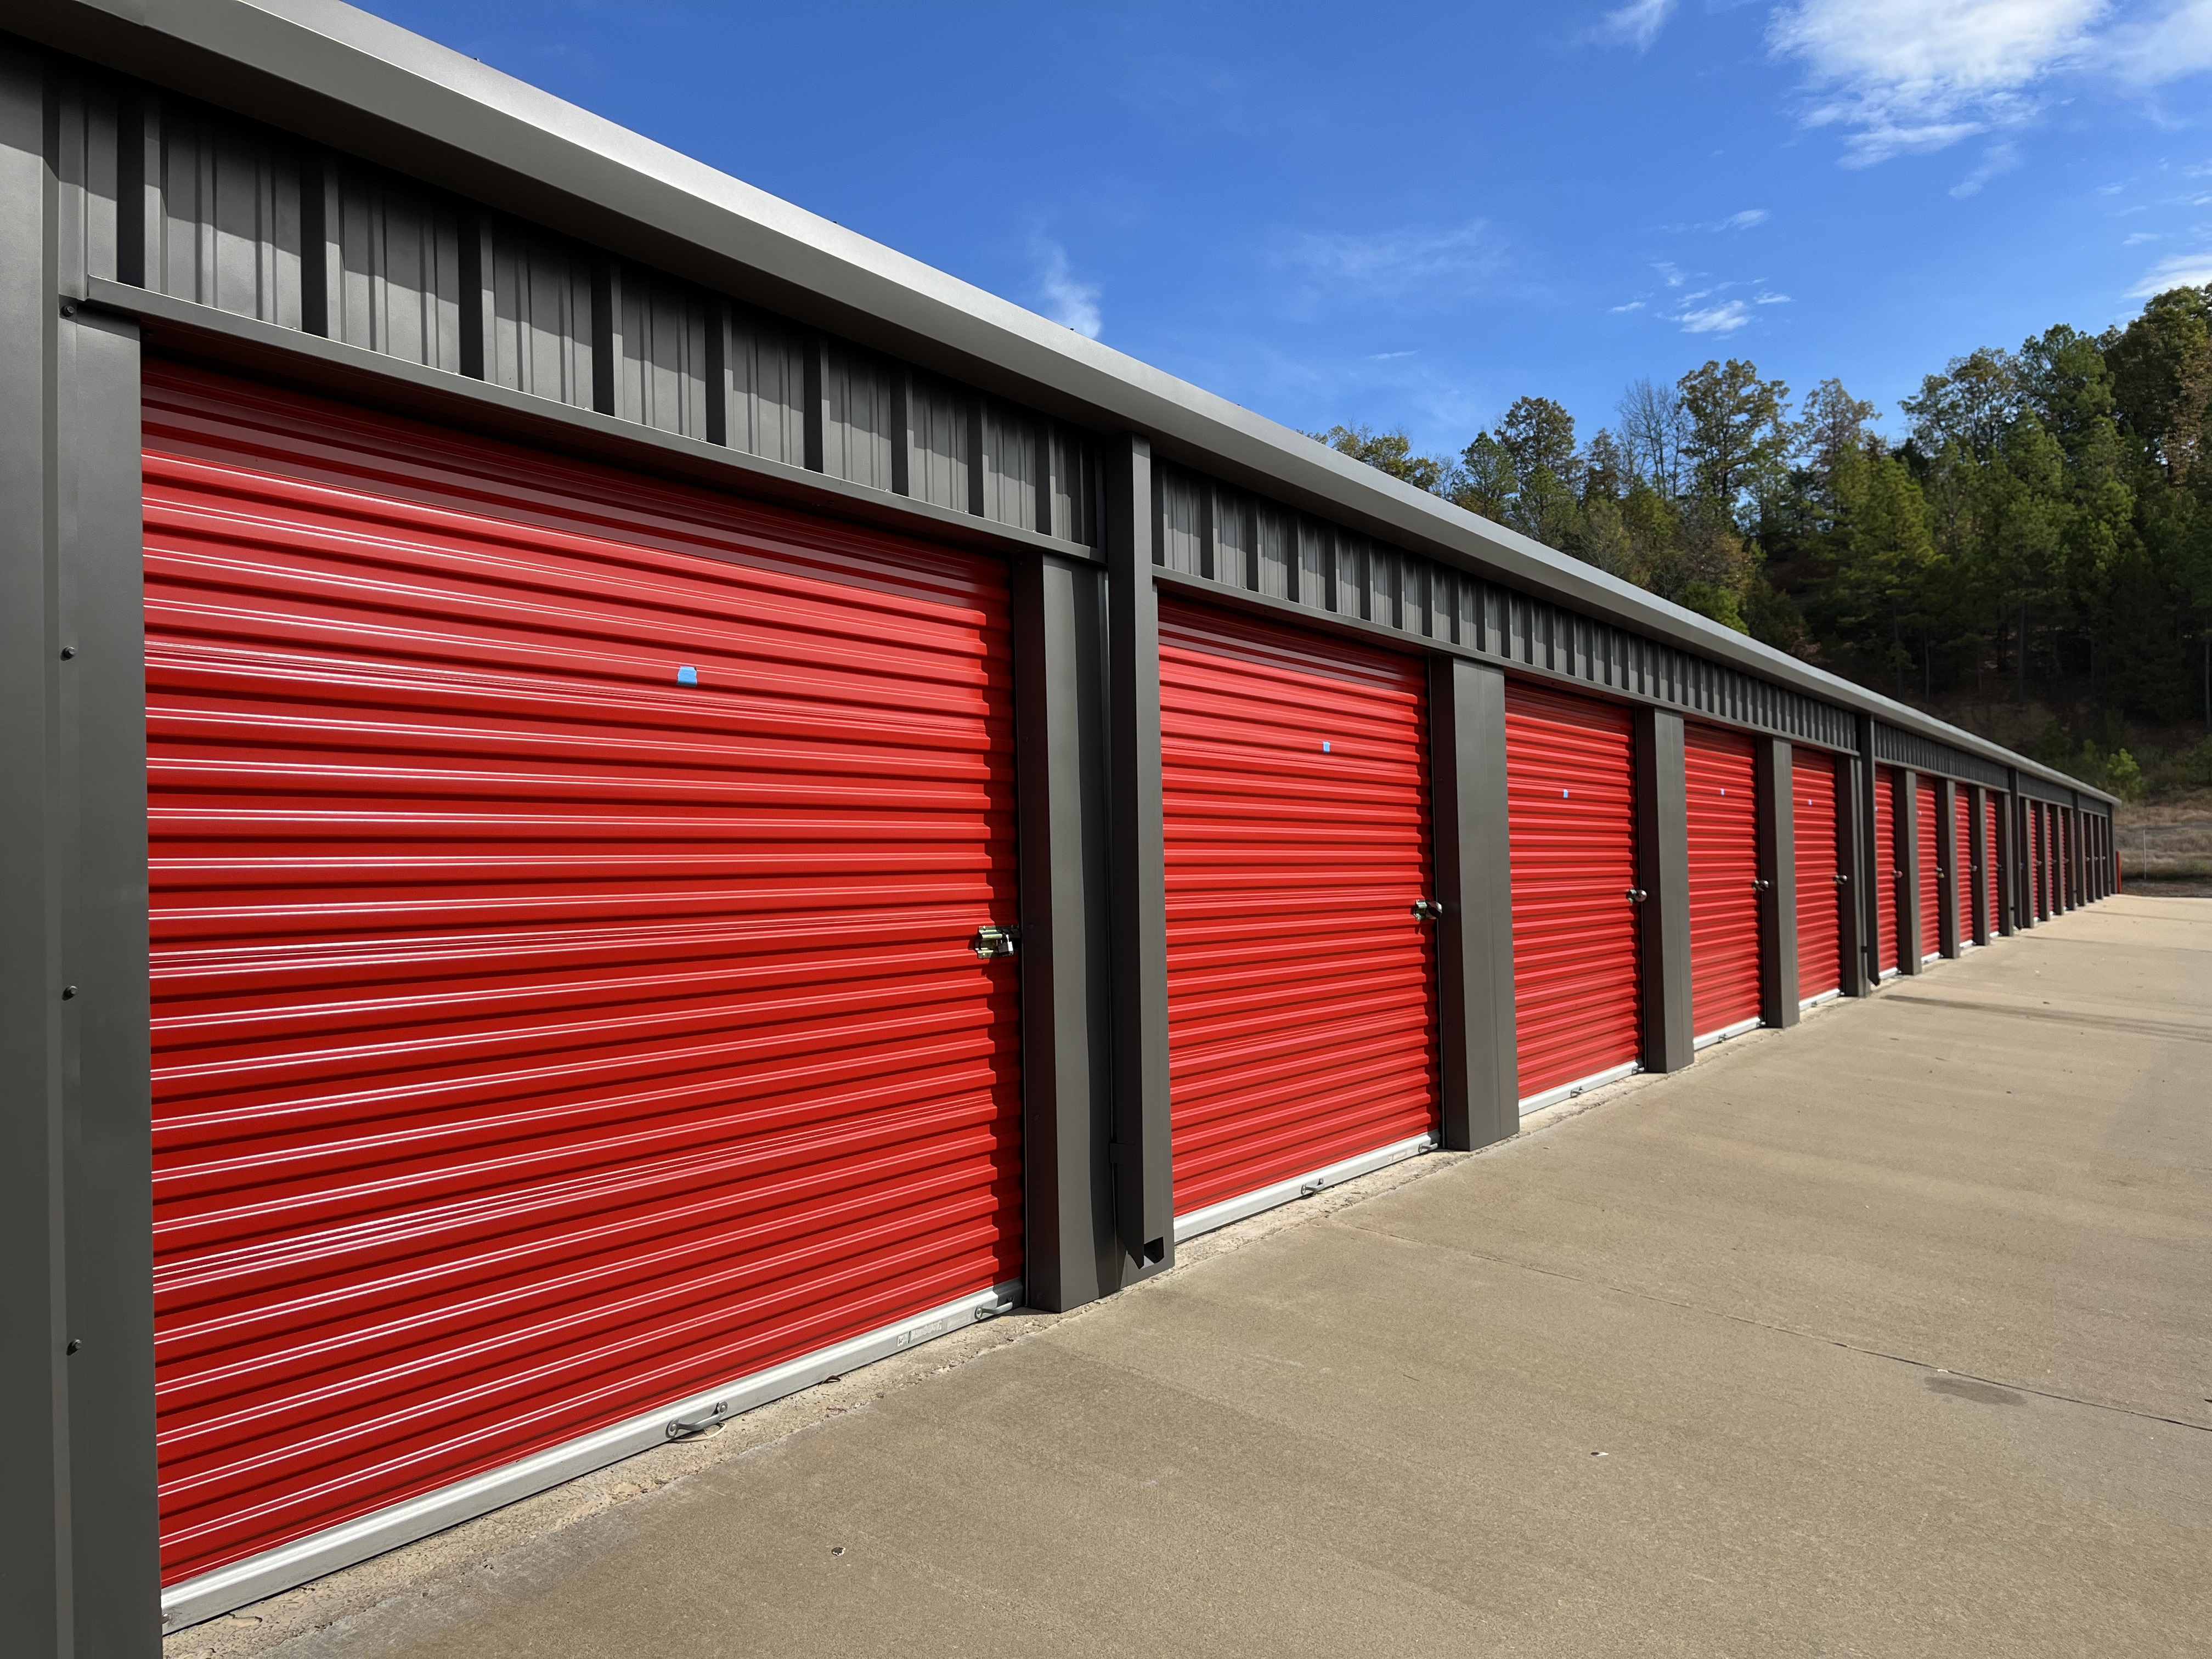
top-left (177, 896), bottom-right (2212, 1658)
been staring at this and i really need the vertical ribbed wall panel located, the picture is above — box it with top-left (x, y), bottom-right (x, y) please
top-left (487, 221), bottom-right (594, 409)
top-left (978, 403), bottom-right (1035, 531)
top-left (1156, 467), bottom-right (1205, 573)
top-left (906, 375), bottom-right (972, 512)
top-left (616, 267), bottom-right (711, 440)
top-left (822, 346), bottom-right (895, 490)
top-left (1791, 747), bottom-right (1842, 999)
top-left (52, 71), bottom-right (121, 287)
top-left (332, 161), bottom-right (461, 371)
top-left (1045, 424), bottom-right (1092, 546)
top-left (1212, 488), bottom-right (1251, 589)
top-left (148, 95), bottom-right (306, 329)
top-left (724, 308), bottom-right (808, 468)
top-left (1255, 504), bottom-right (1294, 599)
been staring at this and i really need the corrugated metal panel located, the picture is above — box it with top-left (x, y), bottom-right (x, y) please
top-left (53, 70), bottom-right (121, 292)
top-left (1871, 722), bottom-right (2008, 789)
top-left (1954, 789), bottom-right (1974, 941)
top-left (1212, 487), bottom-right (1252, 590)
top-left (1875, 767), bottom-right (1902, 973)
top-left (1158, 601), bottom-right (1438, 1216)
top-left (822, 345), bottom-right (895, 491)
top-left (145, 93), bottom-right (307, 330)
top-left (332, 160), bottom-right (462, 372)
top-left (1505, 681), bottom-right (1641, 1100)
top-left (614, 266), bottom-right (710, 440)
top-left (1156, 467), bottom-right (1205, 574)
top-left (1685, 724), bottom-right (1762, 1036)
top-left (142, 360), bottom-right (1023, 1589)
top-left (721, 307), bottom-right (808, 469)
top-left (1255, 503), bottom-right (1294, 599)
top-left (1045, 425), bottom-right (1093, 548)
top-left (905, 374), bottom-right (972, 513)
top-left (1792, 747), bottom-right (1842, 999)
top-left (1915, 775), bottom-right (1940, 958)
top-left (1985, 795), bottom-right (2000, 927)
top-left (979, 403), bottom-right (1035, 532)
top-left (486, 219), bottom-right (594, 410)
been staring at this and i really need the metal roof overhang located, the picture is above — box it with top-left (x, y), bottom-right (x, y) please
top-left (9, 0), bottom-right (2114, 806)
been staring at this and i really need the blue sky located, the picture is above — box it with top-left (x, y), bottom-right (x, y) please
top-left (372, 0), bottom-right (2212, 460)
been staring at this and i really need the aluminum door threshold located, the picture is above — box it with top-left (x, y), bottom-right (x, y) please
top-left (1173, 1134), bottom-right (1437, 1245)
top-left (1694, 1015), bottom-right (1763, 1051)
top-left (1798, 988), bottom-right (1843, 1012)
top-left (1519, 1059), bottom-right (1643, 1118)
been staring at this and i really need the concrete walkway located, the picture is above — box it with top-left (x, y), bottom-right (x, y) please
top-left (180, 897), bottom-right (2212, 1659)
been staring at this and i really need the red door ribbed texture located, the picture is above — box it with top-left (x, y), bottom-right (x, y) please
top-left (1875, 768), bottom-right (1901, 973)
top-left (1505, 682), bottom-right (1641, 1100)
top-left (1954, 790), bottom-right (1974, 941)
top-left (144, 363), bottom-right (1022, 1587)
top-left (1916, 776), bottom-right (1940, 960)
top-left (1985, 797), bottom-right (2001, 926)
top-left (1791, 747), bottom-right (1842, 1000)
top-left (1685, 724), bottom-right (1762, 1037)
top-left (1157, 601), bottom-right (1438, 1217)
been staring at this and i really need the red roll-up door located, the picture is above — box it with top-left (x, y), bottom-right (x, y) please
top-left (144, 363), bottom-right (1023, 1589)
top-left (1505, 682), bottom-right (1641, 1102)
top-left (1954, 789), bottom-right (1974, 942)
top-left (1916, 776), bottom-right (1940, 961)
top-left (1985, 796), bottom-right (2001, 927)
top-left (1157, 601), bottom-right (1438, 1218)
top-left (1875, 767), bottom-right (1902, 974)
top-left (2031, 805), bottom-right (2046, 917)
top-left (1791, 747), bottom-right (1842, 1001)
top-left (1685, 724), bottom-right (1762, 1039)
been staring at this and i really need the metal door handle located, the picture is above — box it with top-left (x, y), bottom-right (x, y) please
top-left (1752, 878), bottom-right (1772, 893)
top-left (970, 924), bottom-right (1020, 960)
top-left (1410, 900), bottom-right (1443, 921)
top-left (1833, 872), bottom-right (1850, 886)
top-left (1626, 888), bottom-right (1648, 904)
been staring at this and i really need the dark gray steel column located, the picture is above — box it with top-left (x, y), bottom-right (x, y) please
top-left (1634, 707), bottom-right (1692, 1071)
top-left (1103, 435), bottom-right (1172, 1275)
top-left (1835, 752), bottom-right (1869, 996)
top-left (1755, 736), bottom-right (1797, 1028)
top-left (2068, 800), bottom-right (2085, 910)
top-left (2, 42), bottom-right (159, 1657)
top-left (1936, 777), bottom-right (1962, 958)
top-left (1012, 552), bottom-right (1118, 1311)
top-left (1429, 656), bottom-right (1516, 1150)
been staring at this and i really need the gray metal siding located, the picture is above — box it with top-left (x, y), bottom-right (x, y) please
top-left (721, 304), bottom-right (806, 466)
top-left (486, 218), bottom-right (594, 409)
top-left (906, 373), bottom-right (971, 512)
top-left (1153, 464), bottom-right (1859, 751)
top-left (1046, 424), bottom-right (1093, 547)
top-left (822, 342), bottom-right (894, 492)
top-left (980, 402), bottom-right (1035, 531)
top-left (145, 93), bottom-right (306, 331)
top-left (330, 159), bottom-right (461, 371)
top-left (1873, 723), bottom-right (2009, 789)
top-left (615, 264), bottom-right (710, 439)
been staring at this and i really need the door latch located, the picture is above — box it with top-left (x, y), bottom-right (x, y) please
top-left (1752, 877), bottom-right (1773, 893)
top-left (1410, 899), bottom-right (1443, 921)
top-left (1833, 871), bottom-right (1851, 886)
top-left (970, 924), bottom-right (1020, 960)
top-left (1625, 887), bottom-right (1649, 904)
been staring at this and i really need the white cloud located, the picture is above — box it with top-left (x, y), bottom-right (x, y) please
top-left (1713, 208), bottom-right (1770, 230)
top-left (2098, 0), bottom-right (2212, 83)
top-left (1756, 290), bottom-right (1793, 303)
top-left (1282, 222), bottom-right (1495, 302)
top-left (1610, 299), bottom-right (1648, 312)
top-left (1032, 239), bottom-right (1102, 338)
top-left (1588, 0), bottom-right (1677, 50)
top-left (2124, 230), bottom-right (2163, 242)
top-left (1769, 0), bottom-right (2105, 164)
top-left (1951, 140), bottom-right (2024, 195)
top-left (2128, 245), bottom-right (2212, 292)
top-left (1367, 349), bottom-right (1417, 360)
top-left (1654, 261), bottom-right (1688, 287)
top-left (1679, 300), bottom-right (1753, 333)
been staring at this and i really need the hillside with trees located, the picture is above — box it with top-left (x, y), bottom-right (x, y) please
top-left (1314, 284), bottom-right (2212, 802)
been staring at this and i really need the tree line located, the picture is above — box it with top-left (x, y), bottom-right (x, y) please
top-left (1314, 284), bottom-right (2212, 798)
